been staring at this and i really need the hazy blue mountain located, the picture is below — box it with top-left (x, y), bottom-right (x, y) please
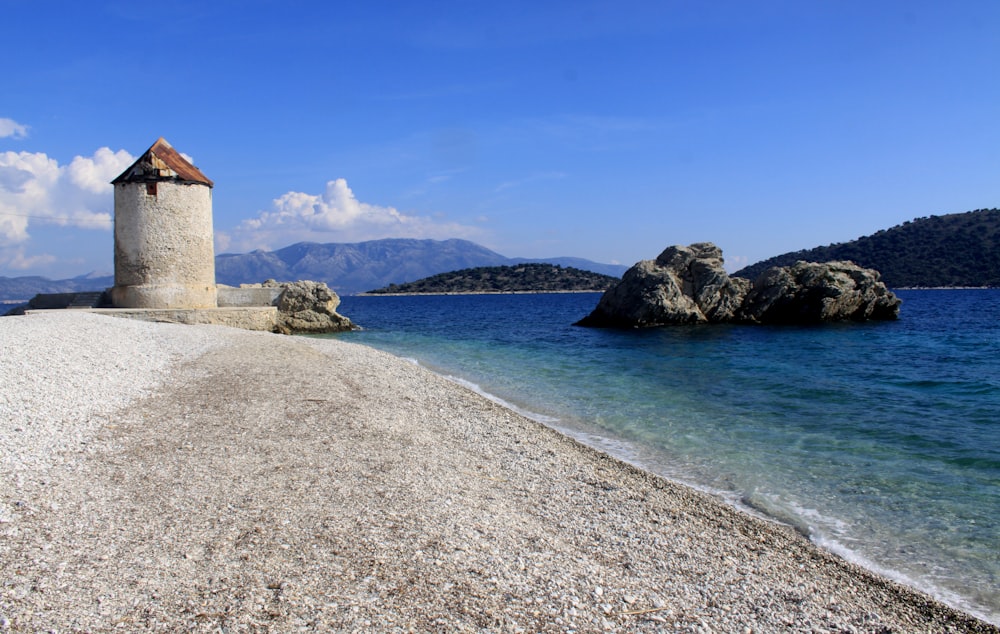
top-left (509, 256), bottom-right (629, 278)
top-left (216, 238), bottom-right (513, 294)
top-left (215, 238), bottom-right (628, 295)
top-left (0, 274), bottom-right (114, 304)
top-left (0, 238), bottom-right (627, 301)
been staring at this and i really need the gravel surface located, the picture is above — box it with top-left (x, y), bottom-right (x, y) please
top-left (0, 313), bottom-right (221, 492)
top-left (1, 312), bottom-right (996, 632)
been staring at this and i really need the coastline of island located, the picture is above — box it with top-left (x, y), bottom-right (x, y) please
top-left (355, 289), bottom-right (606, 296)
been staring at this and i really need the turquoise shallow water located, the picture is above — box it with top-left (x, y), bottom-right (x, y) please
top-left (329, 289), bottom-right (1000, 624)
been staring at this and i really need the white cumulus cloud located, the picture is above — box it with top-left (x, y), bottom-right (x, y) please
top-left (66, 147), bottom-right (134, 194)
top-left (0, 147), bottom-right (134, 246)
top-left (0, 117), bottom-right (29, 139)
top-left (226, 178), bottom-right (483, 251)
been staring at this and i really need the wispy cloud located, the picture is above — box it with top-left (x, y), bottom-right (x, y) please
top-left (426, 170), bottom-right (463, 185)
top-left (1, 247), bottom-right (56, 271)
top-left (546, 114), bottom-right (662, 134)
top-left (396, 168), bottom-right (469, 201)
top-left (494, 171), bottom-right (568, 193)
top-left (0, 117), bottom-right (29, 139)
top-left (373, 80), bottom-right (510, 102)
top-left (221, 177), bottom-right (484, 252)
top-left (515, 114), bottom-right (668, 147)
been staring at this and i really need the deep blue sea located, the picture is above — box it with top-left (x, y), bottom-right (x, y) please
top-left (327, 289), bottom-right (1000, 624)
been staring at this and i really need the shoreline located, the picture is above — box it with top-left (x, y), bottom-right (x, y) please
top-left (1, 312), bottom-right (996, 631)
top-left (355, 289), bottom-right (608, 296)
top-left (423, 362), bottom-right (998, 625)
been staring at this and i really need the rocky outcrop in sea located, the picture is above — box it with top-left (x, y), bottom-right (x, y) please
top-left (576, 242), bottom-right (901, 328)
top-left (737, 259), bottom-right (902, 324)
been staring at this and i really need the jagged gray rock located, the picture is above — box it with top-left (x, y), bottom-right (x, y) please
top-left (576, 243), bottom-right (900, 328)
top-left (575, 243), bottom-right (750, 327)
top-left (738, 260), bottom-right (901, 324)
top-left (260, 279), bottom-right (357, 334)
top-left (662, 244), bottom-right (752, 322)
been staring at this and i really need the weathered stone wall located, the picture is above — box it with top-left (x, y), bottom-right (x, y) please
top-left (216, 285), bottom-right (283, 308)
top-left (111, 181), bottom-right (217, 309)
top-left (52, 307), bottom-right (280, 331)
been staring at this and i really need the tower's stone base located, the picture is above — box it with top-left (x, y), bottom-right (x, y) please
top-left (111, 284), bottom-right (218, 310)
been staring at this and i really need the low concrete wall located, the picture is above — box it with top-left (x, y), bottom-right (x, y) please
top-left (22, 293), bottom-right (79, 309)
top-left (216, 286), bottom-right (282, 308)
top-left (28, 307), bottom-right (279, 332)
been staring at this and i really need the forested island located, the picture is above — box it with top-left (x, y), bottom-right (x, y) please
top-left (733, 208), bottom-right (1000, 288)
top-left (365, 263), bottom-right (619, 294)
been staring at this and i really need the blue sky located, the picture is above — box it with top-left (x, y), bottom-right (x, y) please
top-left (2, 1), bottom-right (998, 279)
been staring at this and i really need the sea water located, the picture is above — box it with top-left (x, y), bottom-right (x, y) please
top-left (329, 289), bottom-right (1000, 624)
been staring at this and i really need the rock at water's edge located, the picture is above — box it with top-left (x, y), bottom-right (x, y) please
top-left (576, 243), bottom-right (900, 328)
top-left (259, 279), bottom-right (357, 334)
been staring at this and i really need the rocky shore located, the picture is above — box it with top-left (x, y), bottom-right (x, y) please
top-left (1, 312), bottom-right (995, 632)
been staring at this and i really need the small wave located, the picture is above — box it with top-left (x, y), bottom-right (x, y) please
top-left (809, 533), bottom-right (998, 626)
top-left (434, 366), bottom-right (849, 542)
top-left (784, 500), bottom-right (851, 534)
top-left (894, 378), bottom-right (998, 396)
top-left (442, 374), bottom-right (562, 425)
top-left (753, 496), bottom-right (1000, 627)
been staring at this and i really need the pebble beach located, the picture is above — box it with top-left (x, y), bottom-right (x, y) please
top-left (1, 312), bottom-right (996, 633)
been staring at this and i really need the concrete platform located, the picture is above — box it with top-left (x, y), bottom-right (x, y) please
top-left (26, 306), bottom-right (278, 332)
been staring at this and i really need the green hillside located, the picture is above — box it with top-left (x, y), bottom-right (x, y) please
top-left (733, 208), bottom-right (1000, 288)
top-left (366, 263), bottom-right (619, 294)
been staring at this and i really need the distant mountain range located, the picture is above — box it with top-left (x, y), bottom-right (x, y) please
top-left (214, 239), bottom-right (628, 295)
top-left (365, 263), bottom-right (620, 294)
top-left (732, 208), bottom-right (1000, 287)
top-left (0, 239), bottom-right (628, 302)
top-left (0, 273), bottom-right (115, 304)
top-left (5, 209), bottom-right (998, 303)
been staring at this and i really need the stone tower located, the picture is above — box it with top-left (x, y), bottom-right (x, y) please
top-left (110, 138), bottom-right (217, 309)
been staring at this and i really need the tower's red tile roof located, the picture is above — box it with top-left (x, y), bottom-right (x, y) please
top-left (112, 137), bottom-right (213, 187)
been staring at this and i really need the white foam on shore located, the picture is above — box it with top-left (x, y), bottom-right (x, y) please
top-left (435, 365), bottom-right (768, 506)
top-left (811, 531), bottom-right (997, 626)
top-left (744, 493), bottom-right (999, 626)
top-left (440, 374), bottom-right (561, 425)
